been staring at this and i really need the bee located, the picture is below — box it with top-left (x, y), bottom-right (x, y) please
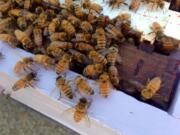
top-left (88, 50), bottom-right (107, 65)
top-left (12, 72), bottom-right (37, 91)
top-left (24, 0), bottom-right (32, 9)
top-left (36, 12), bottom-right (48, 28)
top-left (0, 0), bottom-right (11, 13)
top-left (48, 18), bottom-right (60, 35)
top-left (8, 9), bottom-right (21, 17)
top-left (47, 44), bottom-right (65, 58)
top-left (33, 26), bottom-right (42, 47)
top-left (14, 0), bottom-right (24, 7)
top-left (35, 6), bottom-right (44, 14)
top-left (105, 24), bottom-right (124, 40)
top-left (56, 76), bottom-right (73, 99)
top-left (20, 10), bottom-right (37, 21)
top-left (80, 21), bottom-right (93, 33)
top-left (106, 46), bottom-right (120, 66)
top-left (105, 0), bottom-right (127, 9)
top-left (24, 25), bottom-right (33, 36)
top-left (0, 17), bottom-right (12, 33)
top-left (108, 65), bottom-right (119, 87)
top-left (74, 4), bottom-right (84, 19)
top-left (83, 64), bottom-right (104, 78)
top-left (87, 11), bottom-right (98, 24)
top-left (50, 41), bottom-right (73, 51)
top-left (14, 57), bottom-right (34, 74)
top-left (72, 97), bottom-right (90, 123)
top-left (69, 49), bottom-right (88, 64)
top-left (150, 22), bottom-right (163, 38)
top-left (149, 0), bottom-right (164, 10)
top-left (34, 54), bottom-right (54, 68)
top-left (67, 15), bottom-right (81, 28)
top-left (116, 13), bottom-right (131, 23)
top-left (55, 53), bottom-right (72, 74)
top-left (99, 72), bottom-right (111, 98)
top-left (120, 21), bottom-right (132, 36)
top-left (0, 34), bottom-right (18, 47)
top-left (75, 42), bottom-right (94, 52)
top-left (89, 3), bottom-right (103, 14)
top-left (75, 76), bottom-right (94, 96)
top-left (17, 17), bottom-right (27, 30)
top-left (161, 37), bottom-right (175, 53)
top-left (50, 32), bottom-right (67, 41)
top-left (82, 0), bottom-right (91, 9)
top-left (74, 33), bottom-right (91, 43)
top-left (63, 0), bottom-right (74, 11)
top-left (14, 29), bottom-right (33, 50)
top-left (141, 77), bottom-right (162, 100)
top-left (43, 0), bottom-right (60, 6)
top-left (61, 20), bottom-right (76, 37)
top-left (95, 27), bottom-right (106, 50)
top-left (97, 15), bottom-right (109, 27)
top-left (129, 0), bottom-right (141, 12)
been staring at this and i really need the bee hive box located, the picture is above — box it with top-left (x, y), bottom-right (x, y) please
top-left (0, 0), bottom-right (180, 135)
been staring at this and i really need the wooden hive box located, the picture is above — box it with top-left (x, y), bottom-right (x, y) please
top-left (118, 44), bottom-right (180, 111)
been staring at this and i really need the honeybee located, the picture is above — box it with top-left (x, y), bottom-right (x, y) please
top-left (95, 27), bottom-right (106, 50)
top-left (87, 11), bottom-right (97, 24)
top-left (20, 10), bottom-right (37, 21)
top-left (69, 49), bottom-right (88, 64)
top-left (50, 41), bottom-right (73, 51)
top-left (25, 25), bottom-right (33, 36)
top-left (55, 53), bottom-right (72, 74)
top-left (35, 6), bottom-right (44, 14)
top-left (50, 32), bottom-right (67, 41)
top-left (43, 0), bottom-right (60, 6)
top-left (48, 18), bottom-right (60, 35)
top-left (14, 0), bottom-right (24, 7)
top-left (0, 17), bottom-right (12, 33)
top-left (67, 15), bottom-right (81, 28)
top-left (61, 20), bottom-right (76, 36)
top-left (24, 0), bottom-right (31, 9)
top-left (141, 77), bottom-right (162, 100)
top-left (88, 50), bottom-right (107, 65)
top-left (99, 72), bottom-right (111, 98)
top-left (14, 29), bottom-right (33, 50)
top-left (89, 3), bottom-right (103, 14)
top-left (75, 76), bottom-right (94, 96)
top-left (8, 9), bottom-right (21, 17)
top-left (74, 4), bottom-right (84, 19)
top-left (56, 76), bottom-right (74, 99)
top-left (33, 26), bottom-right (42, 47)
top-left (12, 72), bottom-right (37, 91)
top-left (35, 12), bottom-right (48, 28)
top-left (97, 15), bottom-right (109, 27)
top-left (108, 65), bottom-right (119, 87)
top-left (83, 64), bottom-right (104, 78)
top-left (82, 0), bottom-right (91, 9)
top-left (47, 44), bottom-right (65, 58)
top-left (161, 37), bottom-right (175, 53)
top-left (72, 97), bottom-right (90, 123)
top-left (0, 0), bottom-right (11, 13)
top-left (150, 22), bottom-right (163, 38)
top-left (105, 24), bottom-right (124, 40)
top-left (129, 0), bottom-right (141, 12)
top-left (106, 46), bottom-right (120, 66)
top-left (105, 0), bottom-right (127, 9)
top-left (120, 21), bottom-right (132, 36)
top-left (80, 21), bottom-right (93, 33)
top-left (149, 0), bottom-right (164, 10)
top-left (116, 13), bottom-right (131, 23)
top-left (63, 0), bottom-right (74, 11)
top-left (17, 17), bottom-right (27, 30)
top-left (75, 42), bottom-right (94, 52)
top-left (74, 33), bottom-right (91, 43)
top-left (34, 54), bottom-right (54, 68)
top-left (14, 57), bottom-right (34, 74)
top-left (0, 34), bottom-right (18, 47)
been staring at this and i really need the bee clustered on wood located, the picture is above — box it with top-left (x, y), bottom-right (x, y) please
top-left (0, 0), bottom-right (179, 121)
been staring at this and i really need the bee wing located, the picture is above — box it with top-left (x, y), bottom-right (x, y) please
top-left (61, 107), bottom-right (75, 120)
top-left (83, 114), bottom-right (91, 128)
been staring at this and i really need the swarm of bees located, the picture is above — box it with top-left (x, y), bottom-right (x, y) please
top-left (0, 0), bottom-right (178, 124)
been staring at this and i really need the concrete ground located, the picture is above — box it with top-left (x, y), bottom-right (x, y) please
top-left (0, 94), bottom-right (79, 135)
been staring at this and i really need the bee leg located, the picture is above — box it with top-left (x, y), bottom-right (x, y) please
top-left (58, 91), bottom-right (62, 100)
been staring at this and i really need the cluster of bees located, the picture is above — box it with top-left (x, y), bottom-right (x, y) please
top-left (0, 0), bottom-right (178, 123)
top-left (104, 0), bottom-right (165, 11)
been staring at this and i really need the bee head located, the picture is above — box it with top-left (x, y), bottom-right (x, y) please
top-left (80, 97), bottom-right (87, 104)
